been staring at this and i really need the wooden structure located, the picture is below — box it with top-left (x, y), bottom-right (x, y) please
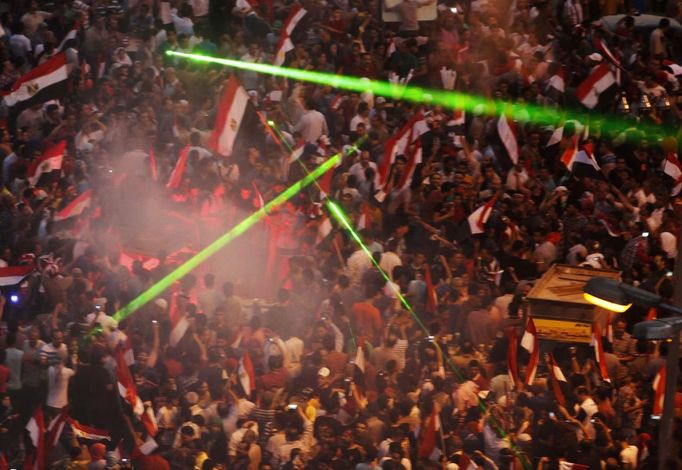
top-left (525, 264), bottom-right (621, 343)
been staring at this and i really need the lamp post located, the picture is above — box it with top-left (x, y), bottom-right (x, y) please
top-left (583, 277), bottom-right (682, 470)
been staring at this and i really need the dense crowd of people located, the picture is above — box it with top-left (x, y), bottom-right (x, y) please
top-left (0, 0), bottom-right (681, 468)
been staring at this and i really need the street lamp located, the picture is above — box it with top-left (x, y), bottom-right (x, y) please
top-left (584, 277), bottom-right (682, 470)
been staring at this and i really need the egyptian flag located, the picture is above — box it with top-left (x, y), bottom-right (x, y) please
top-left (546, 125), bottom-right (564, 148)
top-left (167, 145), bottom-right (189, 190)
top-left (0, 265), bottom-right (33, 286)
top-left (377, 113), bottom-right (427, 188)
top-left (662, 152), bottom-right (682, 196)
top-left (70, 420), bottom-right (111, 441)
top-left (208, 76), bottom-right (257, 157)
top-left (115, 347), bottom-right (145, 416)
top-left (653, 365), bottom-right (666, 416)
top-left (168, 292), bottom-right (189, 347)
top-left (496, 114), bottom-right (518, 168)
top-left (521, 316), bottom-right (539, 386)
top-left (25, 406), bottom-right (45, 470)
top-left (317, 154), bottom-right (343, 199)
top-left (238, 351), bottom-right (256, 396)
top-left (560, 141), bottom-right (601, 177)
top-left (57, 24), bottom-right (79, 52)
top-left (576, 62), bottom-right (616, 109)
top-left (46, 409), bottom-right (69, 453)
top-left (467, 193), bottom-right (497, 235)
top-left (273, 5), bottom-right (307, 67)
top-left (591, 322), bottom-right (611, 383)
top-left (396, 139), bottom-right (422, 191)
top-left (546, 66), bottom-right (565, 95)
top-left (507, 328), bottom-right (519, 386)
top-left (141, 402), bottom-right (158, 437)
top-left (354, 343), bottom-right (366, 374)
top-left (547, 353), bottom-right (567, 406)
top-left (424, 264), bottom-right (438, 314)
top-left (2, 53), bottom-right (68, 112)
top-left (593, 32), bottom-right (621, 83)
top-left (417, 406), bottom-right (440, 459)
top-left (27, 141), bottom-right (66, 185)
top-left (54, 189), bottom-right (92, 222)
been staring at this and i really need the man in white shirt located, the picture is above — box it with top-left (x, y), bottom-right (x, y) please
top-left (198, 273), bottom-right (224, 317)
top-left (348, 151), bottom-right (378, 185)
top-left (40, 330), bottom-right (68, 366)
top-left (349, 102), bottom-right (371, 133)
top-left (47, 363), bottom-right (75, 411)
top-left (294, 98), bottom-right (329, 143)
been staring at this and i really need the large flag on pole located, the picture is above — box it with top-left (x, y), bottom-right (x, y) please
top-left (115, 347), bottom-right (145, 416)
top-left (208, 76), bottom-right (254, 157)
top-left (273, 5), bottom-right (307, 66)
top-left (2, 53), bottom-right (69, 111)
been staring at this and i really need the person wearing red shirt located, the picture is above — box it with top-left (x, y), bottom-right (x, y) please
top-left (351, 285), bottom-right (383, 343)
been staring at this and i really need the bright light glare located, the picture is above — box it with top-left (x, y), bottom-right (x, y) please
top-left (583, 292), bottom-right (632, 313)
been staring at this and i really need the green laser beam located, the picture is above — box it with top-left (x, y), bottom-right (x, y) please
top-left (167, 50), bottom-right (676, 140)
top-left (108, 150), bottom-right (344, 324)
top-left (261, 117), bottom-right (528, 468)
top-left (326, 199), bottom-right (530, 470)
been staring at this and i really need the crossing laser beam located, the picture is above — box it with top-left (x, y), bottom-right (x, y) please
top-left (109, 151), bottom-right (343, 324)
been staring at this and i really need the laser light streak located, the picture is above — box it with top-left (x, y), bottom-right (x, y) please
top-left (167, 50), bottom-right (674, 139)
top-left (109, 151), bottom-right (343, 324)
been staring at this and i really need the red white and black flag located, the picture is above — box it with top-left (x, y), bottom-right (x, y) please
top-left (208, 76), bottom-right (258, 157)
top-left (0, 265), bottom-right (34, 286)
top-left (27, 140), bottom-right (66, 186)
top-left (497, 114), bottom-right (518, 168)
top-left (576, 62), bottom-right (616, 109)
top-left (662, 152), bottom-right (682, 196)
top-left (54, 189), bottom-right (93, 222)
top-left (2, 53), bottom-right (69, 112)
top-left (273, 5), bottom-right (307, 67)
top-left (560, 140), bottom-right (601, 178)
